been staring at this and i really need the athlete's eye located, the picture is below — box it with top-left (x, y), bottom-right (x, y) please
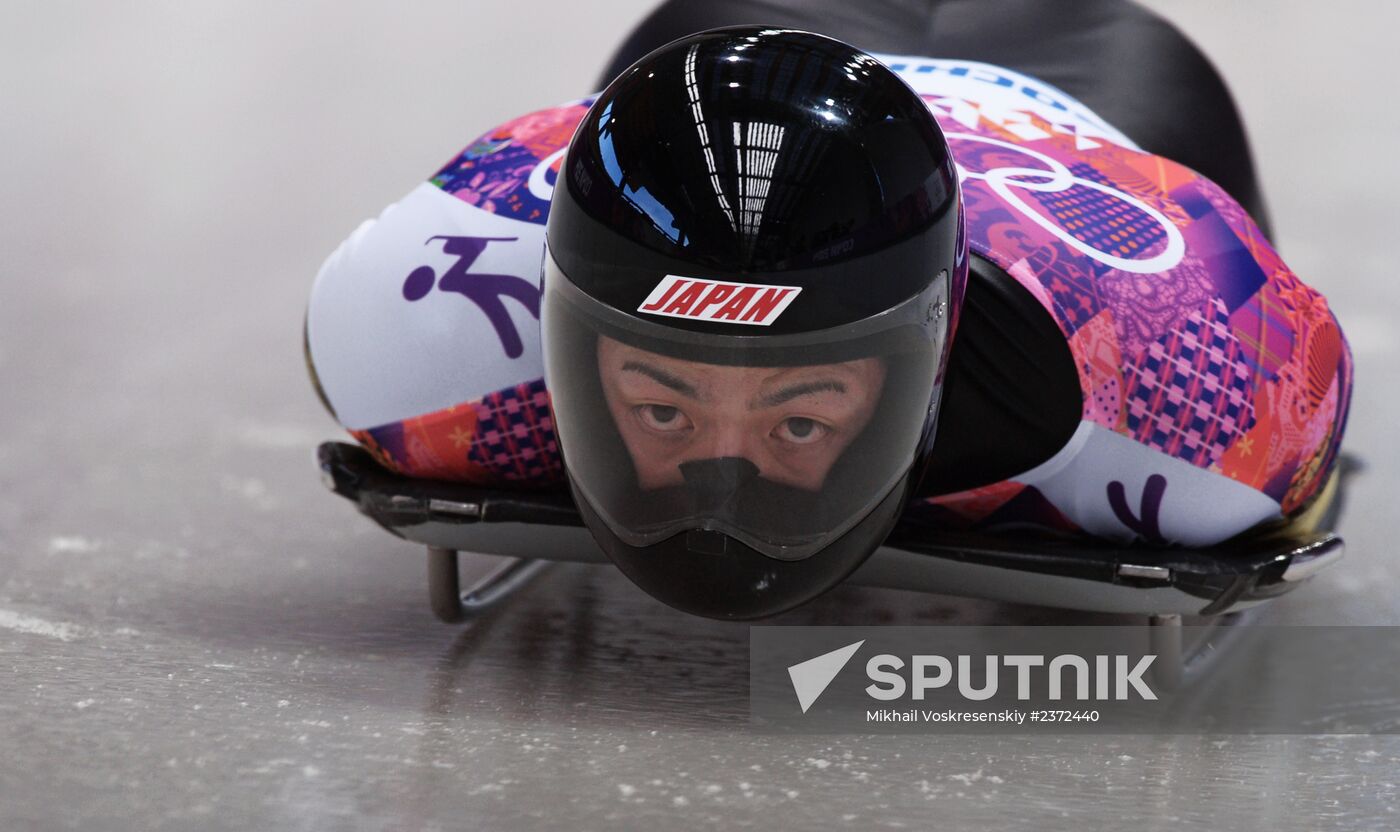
top-left (774, 417), bottom-right (828, 445)
top-left (636, 404), bottom-right (692, 433)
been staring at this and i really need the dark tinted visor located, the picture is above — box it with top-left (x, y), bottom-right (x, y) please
top-left (542, 251), bottom-right (948, 560)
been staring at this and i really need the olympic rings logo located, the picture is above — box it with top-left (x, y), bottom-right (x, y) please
top-left (944, 132), bottom-right (1185, 275)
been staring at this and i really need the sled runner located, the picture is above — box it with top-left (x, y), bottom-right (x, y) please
top-left (316, 441), bottom-right (1351, 689)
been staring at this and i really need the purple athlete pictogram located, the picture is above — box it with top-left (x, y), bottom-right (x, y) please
top-left (1107, 474), bottom-right (1168, 545)
top-left (402, 235), bottom-right (539, 359)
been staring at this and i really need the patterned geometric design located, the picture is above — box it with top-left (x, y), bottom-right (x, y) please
top-left (352, 405), bottom-right (486, 484)
top-left (1121, 299), bottom-right (1255, 469)
top-left (464, 379), bottom-right (561, 482)
top-left (1184, 211), bottom-right (1268, 312)
top-left (902, 92), bottom-right (1351, 537)
top-left (1068, 310), bottom-right (1125, 429)
top-left (1029, 241), bottom-right (1103, 334)
top-left (1096, 260), bottom-right (1214, 359)
top-left (1034, 163), bottom-right (1169, 264)
top-left (429, 101), bottom-right (592, 226)
top-left (1229, 280), bottom-right (1296, 383)
top-left (350, 378), bottom-right (562, 487)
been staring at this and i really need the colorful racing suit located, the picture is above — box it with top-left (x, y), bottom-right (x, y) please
top-left (305, 56), bottom-right (1352, 548)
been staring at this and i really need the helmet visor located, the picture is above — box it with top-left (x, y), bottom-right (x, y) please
top-left (542, 251), bottom-right (948, 561)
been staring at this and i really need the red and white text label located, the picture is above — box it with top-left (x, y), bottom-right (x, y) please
top-left (636, 275), bottom-right (802, 326)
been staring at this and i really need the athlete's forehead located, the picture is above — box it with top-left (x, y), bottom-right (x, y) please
top-left (596, 336), bottom-right (880, 393)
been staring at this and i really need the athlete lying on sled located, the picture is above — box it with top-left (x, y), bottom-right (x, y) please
top-left (304, 8), bottom-right (1352, 622)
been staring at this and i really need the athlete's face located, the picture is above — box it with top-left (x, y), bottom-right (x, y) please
top-left (597, 336), bottom-right (886, 491)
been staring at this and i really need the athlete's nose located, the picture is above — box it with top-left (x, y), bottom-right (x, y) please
top-left (678, 457), bottom-right (761, 495)
top-left (694, 421), bottom-right (764, 470)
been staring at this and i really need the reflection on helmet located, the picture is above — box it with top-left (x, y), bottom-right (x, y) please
top-left (542, 26), bottom-right (966, 619)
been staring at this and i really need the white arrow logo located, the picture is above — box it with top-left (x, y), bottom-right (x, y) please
top-left (787, 640), bottom-right (865, 714)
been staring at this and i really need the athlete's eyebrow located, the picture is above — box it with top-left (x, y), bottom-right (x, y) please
top-left (621, 361), bottom-right (700, 399)
top-left (753, 380), bottom-right (846, 409)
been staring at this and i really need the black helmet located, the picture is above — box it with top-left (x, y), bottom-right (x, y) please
top-left (542, 26), bottom-right (965, 619)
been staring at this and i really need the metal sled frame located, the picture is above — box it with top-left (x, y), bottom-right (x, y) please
top-left (318, 442), bottom-right (1350, 689)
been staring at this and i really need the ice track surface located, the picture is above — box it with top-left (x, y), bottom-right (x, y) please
top-left (2, 2), bottom-right (1398, 829)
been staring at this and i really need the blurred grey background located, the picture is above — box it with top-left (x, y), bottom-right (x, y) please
top-left (1, 2), bottom-right (1398, 830)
